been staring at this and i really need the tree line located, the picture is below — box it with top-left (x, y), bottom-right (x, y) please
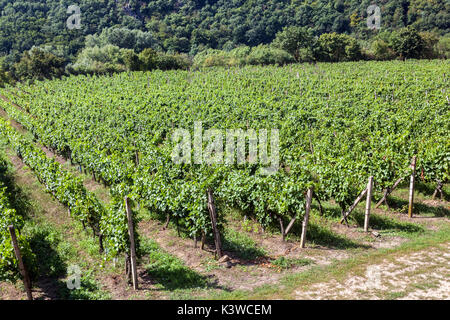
top-left (1, 25), bottom-right (448, 85)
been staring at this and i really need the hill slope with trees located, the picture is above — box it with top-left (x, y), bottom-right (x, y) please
top-left (0, 0), bottom-right (448, 83)
top-left (1, 0), bottom-right (448, 57)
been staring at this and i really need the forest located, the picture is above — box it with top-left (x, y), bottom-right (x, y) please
top-left (0, 0), bottom-right (449, 84)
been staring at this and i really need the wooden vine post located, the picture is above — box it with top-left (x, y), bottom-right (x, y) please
top-left (432, 180), bottom-right (443, 200)
top-left (340, 187), bottom-right (368, 225)
top-left (207, 188), bottom-right (223, 259)
top-left (124, 197), bottom-right (138, 290)
top-left (375, 177), bottom-right (403, 209)
top-left (364, 176), bottom-right (374, 232)
top-left (300, 188), bottom-right (313, 248)
top-left (408, 156), bottom-right (417, 218)
top-left (8, 225), bottom-right (33, 300)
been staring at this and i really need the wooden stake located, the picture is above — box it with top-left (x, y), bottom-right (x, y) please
top-left (207, 188), bottom-right (223, 258)
top-left (364, 176), bottom-right (374, 232)
top-left (300, 188), bottom-right (313, 248)
top-left (408, 156), bottom-right (417, 218)
top-left (163, 214), bottom-right (170, 230)
top-left (340, 188), bottom-right (368, 224)
top-left (375, 177), bottom-right (403, 208)
top-left (432, 180), bottom-right (443, 200)
top-left (279, 216), bottom-right (286, 242)
top-left (285, 212), bottom-right (300, 237)
top-left (124, 197), bottom-right (138, 290)
top-left (201, 231), bottom-right (206, 250)
top-left (8, 225), bottom-right (33, 300)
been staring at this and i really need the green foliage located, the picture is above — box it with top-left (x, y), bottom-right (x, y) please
top-left (194, 45), bottom-right (294, 68)
top-left (13, 47), bottom-right (65, 81)
top-left (122, 49), bottom-right (140, 71)
top-left (271, 257), bottom-right (314, 270)
top-left (0, 60), bottom-right (448, 251)
top-left (0, 157), bottom-right (35, 281)
top-left (69, 46), bottom-right (190, 74)
top-left (436, 34), bottom-right (450, 59)
top-left (141, 238), bottom-right (206, 290)
top-left (0, 67), bottom-right (13, 87)
top-left (69, 45), bottom-right (127, 75)
top-left (272, 26), bottom-right (315, 62)
top-left (138, 48), bottom-right (158, 71)
top-left (317, 33), bottom-right (362, 62)
top-left (1, 0), bottom-right (447, 76)
top-left (155, 52), bottom-right (190, 71)
top-left (371, 40), bottom-right (397, 61)
top-left (246, 45), bottom-right (295, 66)
top-left (391, 27), bottom-right (426, 59)
top-left (193, 49), bottom-right (243, 68)
top-left (86, 27), bottom-right (158, 53)
top-left (0, 117), bottom-right (133, 259)
top-left (419, 32), bottom-right (440, 59)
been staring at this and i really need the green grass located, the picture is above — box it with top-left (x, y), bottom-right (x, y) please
top-left (271, 257), bottom-right (314, 270)
top-left (0, 145), bottom-right (112, 299)
top-left (222, 228), bottom-right (267, 260)
top-left (23, 220), bottom-right (111, 300)
top-left (385, 291), bottom-right (407, 300)
top-left (307, 221), bottom-right (367, 249)
top-left (352, 211), bottom-right (425, 238)
top-left (140, 237), bottom-right (208, 291)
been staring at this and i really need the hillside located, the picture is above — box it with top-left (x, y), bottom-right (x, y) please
top-left (0, 0), bottom-right (448, 62)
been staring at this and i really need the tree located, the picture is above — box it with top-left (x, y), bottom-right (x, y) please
top-left (86, 27), bottom-right (159, 53)
top-left (436, 35), bottom-right (450, 59)
top-left (317, 33), bottom-right (361, 62)
top-left (122, 49), bottom-right (140, 71)
top-left (13, 47), bottom-right (65, 81)
top-left (138, 48), bottom-right (158, 71)
top-left (246, 45), bottom-right (295, 66)
top-left (391, 27), bottom-right (425, 60)
top-left (272, 26), bottom-right (315, 62)
top-left (0, 67), bottom-right (13, 87)
top-left (419, 31), bottom-right (439, 59)
top-left (69, 45), bottom-right (126, 75)
top-left (371, 39), bottom-right (396, 60)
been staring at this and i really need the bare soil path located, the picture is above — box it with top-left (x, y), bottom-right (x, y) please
top-left (294, 243), bottom-right (450, 300)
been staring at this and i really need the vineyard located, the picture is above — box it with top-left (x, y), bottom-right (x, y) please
top-left (0, 60), bottom-right (449, 300)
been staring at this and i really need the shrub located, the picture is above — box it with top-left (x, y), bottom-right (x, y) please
top-left (69, 45), bottom-right (126, 74)
top-left (272, 26), bottom-right (315, 62)
top-left (246, 45), bottom-right (295, 66)
top-left (436, 34), bottom-right (450, 59)
top-left (122, 49), bottom-right (140, 71)
top-left (419, 31), bottom-right (440, 59)
top-left (156, 53), bottom-right (191, 71)
top-left (317, 33), bottom-right (362, 62)
top-left (138, 48), bottom-right (158, 71)
top-left (391, 27), bottom-right (425, 59)
top-left (193, 49), bottom-right (235, 68)
top-left (371, 39), bottom-right (397, 60)
top-left (86, 27), bottom-right (158, 53)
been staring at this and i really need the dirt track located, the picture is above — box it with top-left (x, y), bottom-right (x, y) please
top-left (294, 243), bottom-right (450, 300)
